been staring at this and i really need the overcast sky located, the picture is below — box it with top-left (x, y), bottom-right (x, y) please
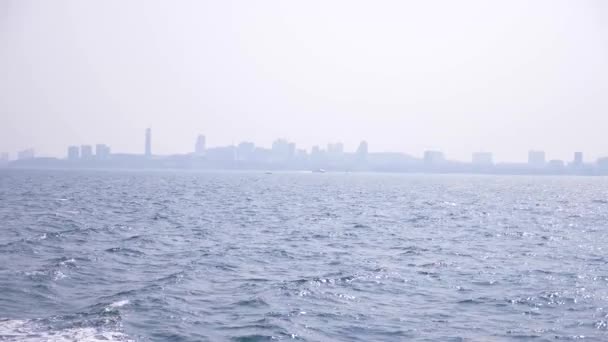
top-left (1, 0), bottom-right (607, 162)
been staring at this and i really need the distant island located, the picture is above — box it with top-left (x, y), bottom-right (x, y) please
top-left (2, 130), bottom-right (608, 176)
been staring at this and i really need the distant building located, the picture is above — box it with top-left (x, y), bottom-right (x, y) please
top-left (195, 135), bottom-right (206, 156)
top-left (528, 150), bottom-right (546, 167)
top-left (17, 149), bottom-right (35, 160)
top-left (252, 147), bottom-right (272, 162)
top-left (81, 145), bottom-right (93, 159)
top-left (0, 153), bottom-right (8, 163)
top-left (368, 152), bottom-right (414, 166)
top-left (572, 152), bottom-right (583, 166)
top-left (295, 149), bottom-right (308, 161)
top-left (472, 152), bottom-right (493, 165)
top-left (356, 141), bottom-right (368, 161)
top-left (598, 157), bottom-right (608, 170)
top-left (310, 145), bottom-right (324, 163)
top-left (67, 146), bottom-right (80, 160)
top-left (548, 160), bottom-right (565, 169)
top-left (145, 128), bottom-right (152, 157)
top-left (327, 143), bottom-right (344, 160)
top-left (206, 146), bottom-right (236, 162)
top-left (236, 142), bottom-right (255, 161)
top-left (424, 150), bottom-right (445, 165)
top-left (96, 144), bottom-right (111, 159)
top-left (272, 139), bottom-right (295, 162)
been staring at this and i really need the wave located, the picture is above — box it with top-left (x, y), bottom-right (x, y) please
top-left (0, 319), bottom-right (133, 342)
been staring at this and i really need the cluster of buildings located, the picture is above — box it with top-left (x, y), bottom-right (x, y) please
top-left (0, 149), bottom-right (35, 164)
top-left (67, 144), bottom-right (111, 161)
top-left (0, 128), bottom-right (606, 175)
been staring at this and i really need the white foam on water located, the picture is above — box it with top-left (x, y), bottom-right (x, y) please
top-left (102, 299), bottom-right (130, 312)
top-left (53, 270), bottom-right (67, 281)
top-left (109, 300), bottom-right (130, 308)
top-left (59, 258), bottom-right (76, 266)
top-left (0, 319), bottom-right (133, 342)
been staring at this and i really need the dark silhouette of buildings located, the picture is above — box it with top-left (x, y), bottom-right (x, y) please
top-left (5, 130), bottom-right (608, 176)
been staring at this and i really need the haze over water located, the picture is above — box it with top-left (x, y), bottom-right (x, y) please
top-left (2, 0), bottom-right (608, 161)
top-left (2, 1), bottom-right (608, 341)
top-left (2, 170), bottom-right (608, 341)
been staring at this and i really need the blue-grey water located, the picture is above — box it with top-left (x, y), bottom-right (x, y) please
top-left (1, 170), bottom-right (608, 341)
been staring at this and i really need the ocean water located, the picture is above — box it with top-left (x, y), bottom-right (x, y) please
top-left (1, 170), bottom-right (608, 341)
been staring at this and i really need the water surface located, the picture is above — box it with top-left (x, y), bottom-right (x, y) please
top-left (1, 170), bottom-right (608, 341)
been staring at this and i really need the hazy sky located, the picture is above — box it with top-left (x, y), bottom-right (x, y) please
top-left (1, 0), bottom-right (607, 162)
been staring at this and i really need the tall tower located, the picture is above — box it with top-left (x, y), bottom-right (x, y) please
top-left (195, 135), bottom-right (206, 156)
top-left (573, 152), bottom-right (583, 166)
top-left (145, 128), bottom-right (152, 157)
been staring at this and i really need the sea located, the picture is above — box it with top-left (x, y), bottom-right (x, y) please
top-left (1, 169), bottom-right (608, 341)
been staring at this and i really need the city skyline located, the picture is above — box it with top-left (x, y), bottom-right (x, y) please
top-left (3, 2), bottom-right (608, 341)
top-left (2, 1), bottom-right (608, 163)
top-left (0, 127), bottom-right (602, 167)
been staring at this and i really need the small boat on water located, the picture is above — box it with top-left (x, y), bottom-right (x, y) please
top-left (312, 168), bottom-right (326, 173)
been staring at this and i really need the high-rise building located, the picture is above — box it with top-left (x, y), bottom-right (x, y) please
top-left (145, 128), bottom-right (152, 157)
top-left (356, 141), bottom-right (368, 160)
top-left (17, 149), bottom-right (35, 160)
top-left (295, 149), bottom-right (308, 160)
top-left (472, 152), bottom-right (493, 165)
top-left (81, 145), bottom-right (93, 159)
top-left (424, 150), bottom-right (445, 165)
top-left (598, 157), bottom-right (608, 170)
top-left (67, 146), bottom-right (80, 160)
top-left (236, 142), bottom-right (255, 161)
top-left (528, 150), bottom-right (546, 167)
top-left (194, 135), bottom-right (206, 156)
top-left (573, 152), bottom-right (583, 166)
top-left (327, 143), bottom-right (344, 156)
top-left (325, 143), bottom-right (344, 162)
top-left (310, 145), bottom-right (324, 163)
top-left (252, 147), bottom-right (272, 162)
top-left (272, 139), bottom-right (295, 161)
top-left (96, 144), bottom-right (111, 159)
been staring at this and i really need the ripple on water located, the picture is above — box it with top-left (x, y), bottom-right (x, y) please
top-left (3, 171), bottom-right (608, 341)
top-left (0, 319), bottom-right (133, 342)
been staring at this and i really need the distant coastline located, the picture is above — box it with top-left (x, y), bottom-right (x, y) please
top-left (3, 131), bottom-right (607, 176)
top-left (2, 155), bottom-right (606, 176)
